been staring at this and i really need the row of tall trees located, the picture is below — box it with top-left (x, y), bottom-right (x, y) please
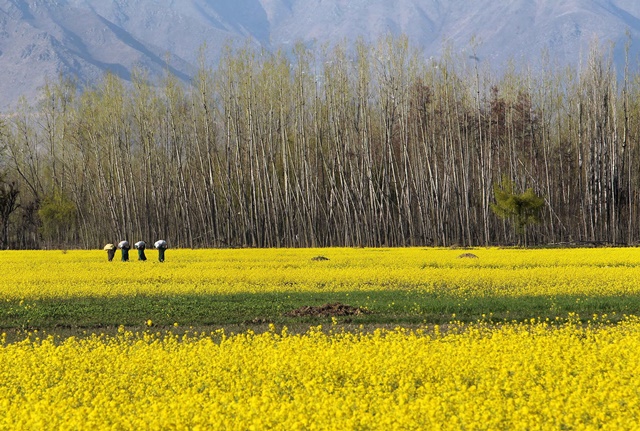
top-left (0, 36), bottom-right (638, 249)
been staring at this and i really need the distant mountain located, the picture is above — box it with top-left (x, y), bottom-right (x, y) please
top-left (1, 0), bottom-right (640, 110)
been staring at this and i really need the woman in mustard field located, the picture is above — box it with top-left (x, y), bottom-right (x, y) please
top-left (118, 240), bottom-right (130, 262)
top-left (134, 241), bottom-right (147, 261)
top-left (103, 243), bottom-right (116, 261)
top-left (154, 239), bottom-right (167, 262)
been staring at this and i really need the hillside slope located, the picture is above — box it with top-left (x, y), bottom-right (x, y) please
top-left (0, 0), bottom-right (639, 110)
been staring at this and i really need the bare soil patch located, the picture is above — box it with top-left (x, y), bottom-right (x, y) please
top-left (457, 253), bottom-right (479, 259)
top-left (285, 302), bottom-right (370, 317)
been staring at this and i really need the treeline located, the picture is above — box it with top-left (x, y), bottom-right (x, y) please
top-left (0, 36), bottom-right (638, 249)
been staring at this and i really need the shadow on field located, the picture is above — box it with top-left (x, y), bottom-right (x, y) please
top-left (2, 290), bottom-right (640, 336)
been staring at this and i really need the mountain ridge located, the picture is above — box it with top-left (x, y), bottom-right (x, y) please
top-left (1, 0), bottom-right (639, 110)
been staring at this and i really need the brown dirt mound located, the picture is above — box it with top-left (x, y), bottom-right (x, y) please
top-left (457, 253), bottom-right (479, 259)
top-left (285, 302), bottom-right (370, 317)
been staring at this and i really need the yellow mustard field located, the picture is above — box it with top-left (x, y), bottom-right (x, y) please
top-left (2, 247), bottom-right (640, 429)
top-left (3, 247), bottom-right (640, 298)
top-left (1, 322), bottom-right (639, 430)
